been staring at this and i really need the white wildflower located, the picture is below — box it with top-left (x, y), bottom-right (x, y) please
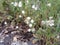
top-left (22, 10), bottom-right (25, 14)
top-left (4, 21), bottom-right (7, 25)
top-left (11, 2), bottom-right (14, 4)
top-left (27, 29), bottom-right (31, 32)
top-left (31, 28), bottom-right (35, 32)
top-left (19, 15), bottom-right (22, 18)
top-left (30, 19), bottom-right (34, 23)
top-left (49, 16), bottom-right (53, 20)
top-left (35, 7), bottom-right (38, 10)
top-left (47, 3), bottom-right (51, 7)
top-left (41, 20), bottom-right (45, 25)
top-left (41, 19), bottom-right (54, 26)
top-left (26, 21), bottom-right (29, 24)
top-left (46, 20), bottom-right (50, 26)
top-left (14, 2), bottom-right (18, 6)
top-left (11, 32), bottom-right (14, 34)
top-left (57, 35), bottom-right (60, 39)
top-left (26, 17), bottom-right (31, 20)
top-left (24, 17), bottom-right (31, 24)
top-left (26, 0), bottom-right (29, 3)
top-left (16, 26), bottom-right (19, 29)
top-left (46, 20), bottom-right (54, 26)
top-left (18, 1), bottom-right (22, 7)
top-left (29, 24), bottom-right (32, 27)
top-left (49, 23), bottom-right (54, 26)
top-left (32, 5), bottom-right (38, 10)
top-left (32, 5), bottom-right (35, 9)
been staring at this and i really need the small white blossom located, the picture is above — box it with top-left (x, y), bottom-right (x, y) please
top-left (49, 23), bottom-right (54, 26)
top-left (26, 21), bottom-right (29, 24)
top-left (26, 17), bottom-right (31, 20)
top-left (26, 0), bottom-right (29, 3)
top-left (11, 31), bottom-right (17, 34)
top-left (16, 26), bottom-right (19, 29)
top-left (47, 3), bottom-right (51, 7)
top-left (24, 20), bottom-right (29, 24)
top-left (49, 16), bottom-right (53, 20)
top-left (32, 5), bottom-right (38, 10)
top-left (31, 28), bottom-right (35, 32)
top-left (46, 20), bottom-right (54, 26)
top-left (4, 21), bottom-right (7, 25)
top-left (22, 10), bottom-right (25, 14)
top-left (30, 19), bottom-right (34, 23)
top-left (41, 20), bottom-right (45, 25)
top-left (57, 35), bottom-right (60, 39)
top-left (24, 17), bottom-right (31, 24)
top-left (11, 32), bottom-right (14, 34)
top-left (32, 5), bottom-right (35, 9)
top-left (14, 2), bottom-right (18, 6)
top-left (11, 2), bottom-right (14, 4)
top-left (46, 20), bottom-right (50, 26)
top-left (29, 24), bottom-right (32, 27)
top-left (50, 20), bottom-right (54, 23)
top-left (18, 1), bottom-right (22, 7)
top-left (27, 29), bottom-right (31, 32)
top-left (35, 7), bottom-right (38, 10)
top-left (19, 15), bottom-right (22, 18)
top-left (41, 19), bottom-right (54, 26)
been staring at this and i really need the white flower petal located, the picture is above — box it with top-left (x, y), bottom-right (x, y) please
top-left (22, 10), bottom-right (25, 14)
top-left (16, 26), bottom-right (19, 29)
top-left (47, 3), bottom-right (51, 7)
top-left (27, 17), bottom-right (31, 20)
top-left (19, 15), bottom-right (22, 18)
top-left (35, 7), bottom-right (38, 10)
top-left (24, 17), bottom-right (31, 24)
top-left (31, 28), bottom-right (35, 32)
top-left (49, 23), bottom-right (54, 26)
top-left (51, 20), bottom-right (54, 23)
top-left (32, 5), bottom-right (35, 9)
top-left (26, 0), bottom-right (29, 3)
top-left (14, 2), bottom-right (18, 6)
top-left (27, 29), bottom-right (31, 32)
top-left (11, 2), bottom-right (14, 4)
top-left (57, 35), bottom-right (60, 39)
top-left (29, 24), bottom-right (32, 27)
top-left (18, 1), bottom-right (22, 7)
top-left (32, 5), bottom-right (38, 10)
top-left (41, 20), bottom-right (45, 25)
top-left (4, 21), bottom-right (7, 25)
top-left (49, 16), bottom-right (53, 20)
top-left (31, 19), bottom-right (34, 23)
top-left (26, 21), bottom-right (29, 24)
